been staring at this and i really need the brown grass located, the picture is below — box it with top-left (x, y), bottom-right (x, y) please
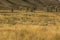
top-left (0, 11), bottom-right (60, 40)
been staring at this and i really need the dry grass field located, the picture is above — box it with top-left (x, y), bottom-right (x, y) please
top-left (0, 11), bottom-right (60, 40)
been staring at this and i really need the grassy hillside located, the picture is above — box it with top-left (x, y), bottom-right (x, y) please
top-left (0, 0), bottom-right (60, 40)
top-left (0, 12), bottom-right (60, 40)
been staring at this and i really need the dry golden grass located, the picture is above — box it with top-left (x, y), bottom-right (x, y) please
top-left (0, 11), bottom-right (60, 40)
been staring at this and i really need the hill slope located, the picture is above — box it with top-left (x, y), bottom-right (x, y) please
top-left (0, 0), bottom-right (60, 11)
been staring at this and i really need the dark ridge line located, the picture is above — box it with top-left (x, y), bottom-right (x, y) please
top-left (21, 0), bottom-right (46, 9)
top-left (6, 0), bottom-right (33, 8)
top-left (6, 0), bottom-right (20, 8)
top-left (6, 0), bottom-right (16, 5)
top-left (22, 0), bottom-right (35, 5)
top-left (20, 0), bottom-right (37, 11)
top-left (35, 0), bottom-right (46, 7)
top-left (36, 0), bottom-right (44, 5)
